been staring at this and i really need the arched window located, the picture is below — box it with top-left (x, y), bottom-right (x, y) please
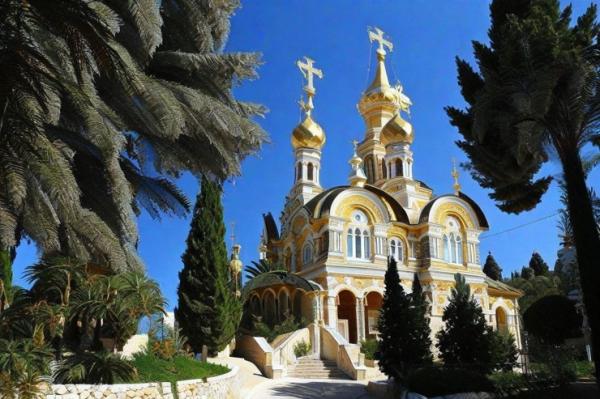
top-left (443, 217), bottom-right (464, 264)
top-left (395, 159), bottom-right (403, 177)
top-left (389, 238), bottom-right (403, 263)
top-left (381, 160), bottom-right (387, 179)
top-left (307, 163), bottom-right (314, 181)
top-left (303, 243), bottom-right (313, 265)
top-left (296, 162), bottom-right (302, 181)
top-left (347, 211), bottom-right (370, 260)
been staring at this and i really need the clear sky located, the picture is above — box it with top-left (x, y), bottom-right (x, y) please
top-left (12, 0), bottom-right (599, 310)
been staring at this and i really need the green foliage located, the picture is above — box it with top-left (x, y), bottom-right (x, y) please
top-left (0, 0), bottom-right (266, 272)
top-left (0, 338), bottom-right (52, 392)
top-left (407, 366), bottom-right (494, 397)
top-left (293, 340), bottom-right (311, 358)
top-left (483, 252), bottom-right (502, 281)
top-left (377, 257), bottom-right (421, 381)
top-left (447, 0), bottom-right (600, 380)
top-left (245, 259), bottom-right (285, 279)
top-left (360, 338), bottom-right (378, 361)
top-left (131, 353), bottom-right (228, 385)
top-left (520, 267), bottom-right (534, 280)
top-left (53, 351), bottom-right (136, 384)
top-left (0, 249), bottom-right (12, 311)
top-left (529, 252), bottom-right (550, 277)
top-left (506, 273), bottom-right (562, 313)
top-left (409, 274), bottom-right (433, 367)
top-left (529, 345), bottom-right (578, 385)
top-left (524, 295), bottom-right (582, 344)
top-left (251, 313), bottom-right (305, 343)
top-left (176, 175), bottom-right (242, 355)
top-left (147, 317), bottom-right (190, 360)
top-left (490, 331), bottom-right (519, 372)
top-left (436, 274), bottom-right (494, 374)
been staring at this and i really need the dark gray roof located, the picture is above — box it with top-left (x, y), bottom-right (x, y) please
top-left (262, 212), bottom-right (280, 241)
top-left (242, 271), bottom-right (319, 301)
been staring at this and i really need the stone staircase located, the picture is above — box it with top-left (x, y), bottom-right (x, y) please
top-left (287, 357), bottom-right (349, 379)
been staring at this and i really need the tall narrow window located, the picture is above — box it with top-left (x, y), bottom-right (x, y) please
top-left (444, 235), bottom-right (450, 262)
top-left (389, 238), bottom-right (403, 263)
top-left (456, 236), bottom-right (463, 264)
top-left (363, 230), bottom-right (370, 258)
top-left (347, 229), bottom-right (353, 257)
top-left (382, 160), bottom-right (387, 178)
top-left (355, 228), bottom-right (362, 258)
top-left (296, 163), bottom-right (302, 181)
top-left (307, 163), bottom-right (314, 181)
top-left (395, 159), bottom-right (403, 177)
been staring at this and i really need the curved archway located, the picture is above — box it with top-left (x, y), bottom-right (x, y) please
top-left (293, 290), bottom-right (303, 322)
top-left (278, 289), bottom-right (290, 321)
top-left (364, 291), bottom-right (383, 338)
top-left (263, 290), bottom-right (277, 326)
top-left (496, 307), bottom-right (508, 333)
top-left (337, 290), bottom-right (357, 344)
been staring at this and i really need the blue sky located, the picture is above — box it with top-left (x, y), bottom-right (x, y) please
top-left (12, 0), bottom-right (599, 310)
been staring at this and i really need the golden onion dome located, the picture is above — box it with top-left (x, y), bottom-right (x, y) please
top-left (291, 116), bottom-right (326, 150)
top-left (380, 113), bottom-right (413, 146)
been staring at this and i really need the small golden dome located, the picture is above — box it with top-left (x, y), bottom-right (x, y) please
top-left (381, 113), bottom-right (413, 146)
top-left (291, 116), bottom-right (326, 150)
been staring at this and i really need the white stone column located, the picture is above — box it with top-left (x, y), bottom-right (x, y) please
top-left (327, 295), bottom-right (337, 329)
top-left (357, 297), bottom-right (366, 343)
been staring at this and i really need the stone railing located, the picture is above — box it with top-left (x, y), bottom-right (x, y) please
top-left (43, 364), bottom-right (239, 399)
top-left (235, 335), bottom-right (283, 378)
top-left (272, 327), bottom-right (310, 369)
top-left (320, 325), bottom-right (367, 380)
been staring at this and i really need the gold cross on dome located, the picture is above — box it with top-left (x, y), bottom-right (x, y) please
top-left (368, 27), bottom-right (393, 54)
top-left (452, 158), bottom-right (461, 194)
top-left (297, 57), bottom-right (323, 95)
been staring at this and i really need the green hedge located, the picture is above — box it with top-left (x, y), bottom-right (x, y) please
top-left (131, 354), bottom-right (228, 384)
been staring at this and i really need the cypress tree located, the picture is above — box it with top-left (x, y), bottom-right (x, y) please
top-left (378, 257), bottom-right (412, 382)
top-left (521, 266), bottom-right (533, 280)
top-left (482, 252), bottom-right (502, 281)
top-left (436, 274), bottom-right (494, 374)
top-left (529, 252), bottom-right (549, 276)
top-left (175, 176), bottom-right (241, 355)
top-left (408, 274), bottom-right (433, 367)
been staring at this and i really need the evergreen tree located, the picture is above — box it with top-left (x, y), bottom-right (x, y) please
top-left (175, 176), bottom-right (241, 355)
top-left (529, 252), bottom-right (549, 276)
top-left (408, 274), bottom-right (433, 367)
top-left (482, 252), bottom-right (502, 281)
top-left (521, 266), bottom-right (533, 280)
top-left (446, 0), bottom-right (600, 378)
top-left (378, 257), bottom-right (412, 382)
top-left (436, 274), bottom-right (494, 374)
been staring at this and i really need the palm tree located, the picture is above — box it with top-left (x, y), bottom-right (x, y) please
top-left (446, 1), bottom-right (600, 379)
top-left (53, 350), bottom-right (135, 384)
top-left (245, 259), bottom-right (286, 279)
top-left (0, 0), bottom-right (267, 295)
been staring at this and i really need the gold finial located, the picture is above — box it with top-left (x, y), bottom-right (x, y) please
top-left (296, 57), bottom-right (323, 117)
top-left (452, 158), bottom-right (461, 195)
top-left (229, 221), bottom-right (236, 248)
top-left (352, 139), bottom-right (359, 155)
top-left (368, 27), bottom-right (393, 57)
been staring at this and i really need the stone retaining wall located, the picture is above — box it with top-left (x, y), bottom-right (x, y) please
top-left (45, 382), bottom-right (173, 399)
top-left (44, 365), bottom-right (239, 399)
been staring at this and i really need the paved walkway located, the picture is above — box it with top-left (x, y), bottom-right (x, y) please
top-left (247, 378), bottom-right (376, 399)
top-left (208, 356), bottom-right (270, 399)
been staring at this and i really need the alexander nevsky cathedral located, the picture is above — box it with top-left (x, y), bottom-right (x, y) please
top-left (242, 28), bottom-right (522, 354)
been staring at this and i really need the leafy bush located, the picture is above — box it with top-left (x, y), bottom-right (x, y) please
top-left (293, 340), bottom-right (311, 358)
top-left (53, 351), bottom-right (136, 384)
top-left (0, 338), bottom-right (52, 398)
top-left (251, 313), bottom-right (306, 342)
top-left (360, 338), bottom-right (378, 361)
top-left (489, 371), bottom-right (528, 392)
top-left (523, 295), bottom-right (582, 344)
top-left (407, 366), bottom-right (494, 397)
top-left (490, 331), bottom-right (519, 371)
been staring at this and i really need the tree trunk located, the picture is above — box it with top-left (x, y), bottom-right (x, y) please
top-left (562, 148), bottom-right (600, 382)
top-left (0, 247), bottom-right (13, 311)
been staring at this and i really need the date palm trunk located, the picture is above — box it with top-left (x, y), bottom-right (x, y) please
top-left (0, 247), bottom-right (13, 311)
top-left (561, 147), bottom-right (600, 382)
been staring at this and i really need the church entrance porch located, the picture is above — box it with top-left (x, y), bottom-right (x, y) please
top-left (337, 290), bottom-right (358, 344)
top-left (364, 291), bottom-right (383, 340)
